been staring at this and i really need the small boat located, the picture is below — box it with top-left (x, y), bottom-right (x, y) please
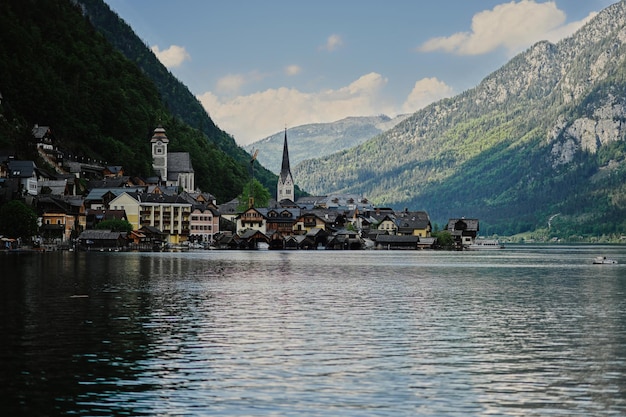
top-left (467, 239), bottom-right (504, 250)
top-left (593, 256), bottom-right (618, 264)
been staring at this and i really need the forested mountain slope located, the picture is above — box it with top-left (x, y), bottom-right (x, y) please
top-left (74, 0), bottom-right (277, 196)
top-left (294, 0), bottom-right (626, 236)
top-left (0, 0), bottom-right (271, 203)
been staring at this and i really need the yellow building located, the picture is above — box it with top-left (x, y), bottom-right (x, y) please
top-left (109, 192), bottom-right (191, 244)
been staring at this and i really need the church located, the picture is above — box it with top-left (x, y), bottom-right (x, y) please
top-left (150, 126), bottom-right (195, 192)
top-left (277, 128), bottom-right (294, 203)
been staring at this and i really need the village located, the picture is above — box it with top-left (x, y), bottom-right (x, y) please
top-left (0, 125), bottom-right (482, 251)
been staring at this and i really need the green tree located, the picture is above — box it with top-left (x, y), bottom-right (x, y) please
top-left (0, 200), bottom-right (38, 241)
top-left (432, 230), bottom-right (455, 249)
top-left (237, 179), bottom-right (271, 211)
top-left (96, 218), bottom-right (133, 232)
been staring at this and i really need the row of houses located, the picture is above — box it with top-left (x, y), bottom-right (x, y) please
top-left (1, 159), bottom-right (481, 250)
top-left (0, 124), bottom-right (482, 250)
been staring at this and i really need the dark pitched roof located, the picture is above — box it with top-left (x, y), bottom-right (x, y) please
top-left (78, 230), bottom-right (126, 240)
top-left (138, 193), bottom-right (190, 204)
top-left (32, 125), bottom-right (50, 140)
top-left (7, 160), bottom-right (37, 178)
top-left (375, 235), bottom-right (419, 244)
top-left (167, 152), bottom-right (194, 177)
top-left (447, 218), bottom-right (479, 232)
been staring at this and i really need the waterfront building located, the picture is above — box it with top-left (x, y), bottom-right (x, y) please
top-left (108, 191), bottom-right (192, 244)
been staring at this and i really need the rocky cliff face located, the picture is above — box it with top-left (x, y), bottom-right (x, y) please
top-left (293, 1), bottom-right (626, 233)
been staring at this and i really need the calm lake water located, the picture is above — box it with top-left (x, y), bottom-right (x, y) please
top-left (1, 245), bottom-right (626, 416)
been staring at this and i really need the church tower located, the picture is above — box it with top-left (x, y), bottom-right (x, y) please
top-left (151, 126), bottom-right (169, 182)
top-left (277, 128), bottom-right (294, 202)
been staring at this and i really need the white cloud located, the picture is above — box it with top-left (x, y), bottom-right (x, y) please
top-left (418, 1), bottom-right (595, 56)
top-left (197, 72), bottom-right (395, 146)
top-left (320, 34), bottom-right (343, 51)
top-left (216, 74), bottom-right (246, 94)
top-left (285, 65), bottom-right (302, 76)
top-left (402, 78), bottom-right (454, 114)
top-left (151, 44), bottom-right (190, 68)
top-left (215, 71), bottom-right (267, 95)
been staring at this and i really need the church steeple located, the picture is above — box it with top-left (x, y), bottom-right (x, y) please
top-left (277, 128), bottom-right (294, 202)
top-left (151, 125), bottom-right (169, 182)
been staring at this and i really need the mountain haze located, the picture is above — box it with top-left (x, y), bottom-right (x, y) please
top-left (294, 0), bottom-right (626, 236)
top-left (244, 115), bottom-right (409, 174)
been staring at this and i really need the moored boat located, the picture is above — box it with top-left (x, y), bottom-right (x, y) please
top-left (593, 256), bottom-right (618, 264)
top-left (467, 239), bottom-right (504, 250)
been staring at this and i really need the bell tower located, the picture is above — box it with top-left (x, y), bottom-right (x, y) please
top-left (151, 126), bottom-right (169, 181)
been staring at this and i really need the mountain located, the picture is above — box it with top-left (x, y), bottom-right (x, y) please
top-left (244, 115), bottom-right (409, 174)
top-left (0, 0), bottom-right (273, 203)
top-left (294, 0), bottom-right (626, 237)
top-left (74, 0), bottom-right (278, 196)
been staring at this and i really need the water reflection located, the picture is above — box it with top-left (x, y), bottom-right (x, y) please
top-left (1, 246), bottom-right (626, 416)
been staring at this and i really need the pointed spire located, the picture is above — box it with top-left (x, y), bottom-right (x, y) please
top-left (280, 127), bottom-right (290, 178)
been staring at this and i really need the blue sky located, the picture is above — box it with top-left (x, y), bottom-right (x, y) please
top-left (105, 0), bottom-right (615, 146)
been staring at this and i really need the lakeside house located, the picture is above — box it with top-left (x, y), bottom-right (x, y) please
top-left (0, 124), bottom-right (491, 251)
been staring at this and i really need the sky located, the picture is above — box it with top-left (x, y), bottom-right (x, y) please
top-left (105, 0), bottom-right (616, 146)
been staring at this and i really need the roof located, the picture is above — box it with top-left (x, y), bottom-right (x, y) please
top-left (218, 199), bottom-right (240, 215)
top-left (32, 125), bottom-right (50, 140)
top-left (105, 166), bottom-right (123, 174)
top-left (140, 225), bottom-right (165, 235)
top-left (7, 160), bottom-right (37, 178)
top-left (375, 235), bottom-right (419, 244)
top-left (38, 179), bottom-right (67, 195)
top-left (395, 211), bottom-right (431, 230)
top-left (138, 193), bottom-right (191, 205)
top-left (87, 209), bottom-right (127, 221)
top-left (167, 152), bottom-right (194, 175)
top-left (447, 218), bottom-right (479, 232)
top-left (88, 178), bottom-right (129, 189)
top-left (258, 207), bottom-right (301, 219)
top-left (85, 188), bottom-right (141, 201)
top-left (78, 230), bottom-right (126, 240)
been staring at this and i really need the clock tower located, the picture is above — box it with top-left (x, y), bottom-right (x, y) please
top-left (151, 126), bottom-right (169, 181)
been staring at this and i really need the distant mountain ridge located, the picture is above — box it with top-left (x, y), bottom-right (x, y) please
top-left (293, 0), bottom-right (626, 236)
top-left (244, 115), bottom-right (409, 174)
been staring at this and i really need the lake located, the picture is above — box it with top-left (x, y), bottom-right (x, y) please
top-left (1, 245), bottom-right (626, 416)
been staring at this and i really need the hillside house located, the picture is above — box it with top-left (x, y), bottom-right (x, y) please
top-left (8, 160), bottom-right (40, 196)
top-left (103, 166), bottom-right (124, 178)
top-left (32, 124), bottom-right (54, 151)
